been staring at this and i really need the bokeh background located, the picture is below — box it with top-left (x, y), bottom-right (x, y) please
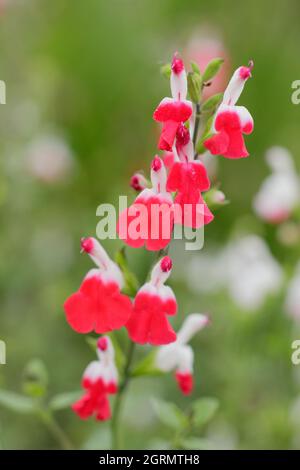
top-left (1, 0), bottom-right (300, 450)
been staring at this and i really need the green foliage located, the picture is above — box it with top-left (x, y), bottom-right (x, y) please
top-left (0, 390), bottom-right (36, 414)
top-left (152, 399), bottom-right (188, 430)
top-left (115, 248), bottom-right (139, 297)
top-left (131, 350), bottom-right (163, 378)
top-left (160, 63), bottom-right (171, 79)
top-left (201, 93), bottom-right (223, 113)
top-left (191, 398), bottom-right (219, 429)
top-left (49, 391), bottom-right (81, 411)
top-left (187, 72), bottom-right (202, 104)
top-left (202, 58), bottom-right (224, 83)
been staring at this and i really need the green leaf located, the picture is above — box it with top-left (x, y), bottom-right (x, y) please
top-left (0, 390), bottom-right (36, 414)
top-left (202, 58), bottom-right (224, 83)
top-left (160, 63), bottom-right (171, 79)
top-left (191, 61), bottom-right (201, 76)
top-left (196, 115), bottom-right (214, 154)
top-left (187, 72), bottom-right (202, 104)
top-left (115, 248), bottom-right (139, 297)
top-left (131, 350), bottom-right (163, 378)
top-left (180, 437), bottom-right (213, 450)
top-left (192, 397), bottom-right (219, 429)
top-left (201, 93), bottom-right (223, 113)
top-left (49, 391), bottom-right (81, 411)
top-left (152, 399), bottom-right (188, 430)
top-left (22, 358), bottom-right (48, 398)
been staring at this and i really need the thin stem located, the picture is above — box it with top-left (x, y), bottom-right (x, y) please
top-left (192, 103), bottom-right (201, 148)
top-left (111, 340), bottom-right (136, 449)
top-left (39, 410), bottom-right (74, 450)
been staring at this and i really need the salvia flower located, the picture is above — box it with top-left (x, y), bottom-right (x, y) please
top-left (204, 62), bottom-right (254, 159)
top-left (126, 256), bottom-right (177, 345)
top-left (118, 156), bottom-right (174, 251)
top-left (64, 237), bottom-right (132, 333)
top-left (72, 336), bottom-right (118, 421)
top-left (156, 313), bottom-right (209, 395)
top-left (130, 172), bottom-right (149, 192)
top-left (253, 147), bottom-right (300, 224)
top-left (167, 124), bottom-right (214, 228)
top-left (153, 54), bottom-right (193, 151)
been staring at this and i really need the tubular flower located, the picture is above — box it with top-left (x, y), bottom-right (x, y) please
top-left (156, 313), bottom-right (209, 395)
top-left (64, 237), bottom-right (132, 334)
top-left (253, 147), bottom-right (300, 224)
top-left (126, 256), bottom-right (177, 345)
top-left (153, 54), bottom-right (193, 151)
top-left (167, 124), bottom-right (214, 228)
top-left (117, 156), bottom-right (174, 251)
top-left (72, 336), bottom-right (118, 421)
top-left (204, 62), bottom-right (254, 159)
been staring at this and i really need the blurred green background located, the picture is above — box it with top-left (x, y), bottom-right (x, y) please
top-left (1, 0), bottom-right (300, 450)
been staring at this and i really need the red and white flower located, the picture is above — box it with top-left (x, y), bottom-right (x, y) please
top-left (72, 336), bottom-right (118, 421)
top-left (156, 313), bottom-right (209, 395)
top-left (253, 147), bottom-right (300, 224)
top-left (153, 54), bottom-right (193, 151)
top-left (118, 156), bottom-right (174, 251)
top-left (64, 237), bottom-right (132, 334)
top-left (167, 124), bottom-right (213, 228)
top-left (126, 256), bottom-right (177, 345)
top-left (204, 62), bottom-right (254, 159)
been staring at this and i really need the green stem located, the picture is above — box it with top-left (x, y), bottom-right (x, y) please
top-left (111, 340), bottom-right (136, 449)
top-left (192, 103), bottom-right (201, 148)
top-left (39, 410), bottom-right (74, 450)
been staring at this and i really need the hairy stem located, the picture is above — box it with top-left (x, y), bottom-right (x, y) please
top-left (192, 103), bottom-right (201, 148)
top-left (111, 340), bottom-right (136, 449)
top-left (39, 410), bottom-right (74, 450)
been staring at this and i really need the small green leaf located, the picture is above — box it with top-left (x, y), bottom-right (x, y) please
top-left (202, 58), bottom-right (224, 83)
top-left (0, 390), bottom-right (36, 414)
top-left (187, 72), bottom-right (202, 104)
top-left (49, 391), bottom-right (81, 411)
top-left (201, 93), bottom-right (223, 113)
top-left (152, 399), bottom-right (188, 430)
top-left (160, 63), bottom-right (171, 79)
top-left (131, 350), bottom-right (163, 378)
top-left (115, 248), bottom-right (139, 297)
top-left (191, 61), bottom-right (201, 76)
top-left (196, 115), bottom-right (214, 154)
top-left (180, 437), bottom-right (213, 450)
top-left (192, 397), bottom-right (219, 429)
top-left (22, 358), bottom-right (48, 398)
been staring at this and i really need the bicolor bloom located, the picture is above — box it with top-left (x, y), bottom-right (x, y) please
top-left (117, 156), bottom-right (174, 251)
top-left (126, 256), bottom-right (177, 345)
top-left (156, 313), bottom-right (209, 395)
top-left (166, 125), bottom-right (213, 228)
top-left (153, 54), bottom-right (193, 151)
top-left (72, 336), bottom-right (118, 421)
top-left (253, 147), bottom-right (300, 224)
top-left (64, 237), bottom-right (132, 333)
top-left (204, 62), bottom-right (254, 159)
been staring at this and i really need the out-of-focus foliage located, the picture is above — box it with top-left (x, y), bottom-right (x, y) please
top-left (0, 0), bottom-right (300, 449)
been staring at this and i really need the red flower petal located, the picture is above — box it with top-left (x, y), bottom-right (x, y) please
top-left (64, 275), bottom-right (132, 334)
top-left (126, 292), bottom-right (177, 346)
top-left (153, 99), bottom-right (192, 123)
top-left (175, 371), bottom-right (194, 395)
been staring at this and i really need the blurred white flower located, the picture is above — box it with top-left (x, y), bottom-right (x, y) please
top-left (25, 134), bottom-right (74, 184)
top-left (285, 262), bottom-right (300, 320)
top-left (253, 147), bottom-right (300, 224)
top-left (224, 235), bottom-right (283, 311)
top-left (185, 235), bottom-right (282, 312)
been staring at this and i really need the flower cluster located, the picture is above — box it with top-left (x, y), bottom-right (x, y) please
top-left (64, 53), bottom-right (254, 423)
